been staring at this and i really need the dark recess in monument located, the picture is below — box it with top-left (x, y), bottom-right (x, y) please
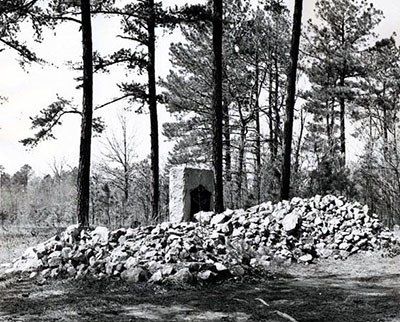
top-left (190, 185), bottom-right (212, 217)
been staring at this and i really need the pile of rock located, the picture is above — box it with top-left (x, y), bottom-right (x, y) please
top-left (215, 195), bottom-right (397, 264)
top-left (5, 195), bottom-right (398, 284)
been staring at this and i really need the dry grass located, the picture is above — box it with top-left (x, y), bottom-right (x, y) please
top-left (278, 251), bottom-right (400, 282)
top-left (0, 226), bottom-right (60, 265)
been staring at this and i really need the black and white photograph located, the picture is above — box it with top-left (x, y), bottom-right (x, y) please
top-left (1, 0), bottom-right (400, 321)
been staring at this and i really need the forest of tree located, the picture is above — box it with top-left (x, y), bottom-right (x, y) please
top-left (1, 0), bottom-right (400, 229)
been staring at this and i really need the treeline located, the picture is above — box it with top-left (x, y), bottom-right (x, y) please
top-left (1, 0), bottom-right (400, 228)
top-left (0, 160), bottom-right (168, 228)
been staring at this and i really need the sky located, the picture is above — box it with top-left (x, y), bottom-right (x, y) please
top-left (0, 0), bottom-right (399, 176)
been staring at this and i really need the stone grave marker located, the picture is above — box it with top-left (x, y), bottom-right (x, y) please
top-left (169, 166), bottom-right (214, 222)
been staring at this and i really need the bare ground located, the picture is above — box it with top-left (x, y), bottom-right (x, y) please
top-left (1, 227), bottom-right (400, 322)
top-left (1, 253), bottom-right (400, 322)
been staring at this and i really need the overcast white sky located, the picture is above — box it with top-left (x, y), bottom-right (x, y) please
top-left (0, 0), bottom-right (399, 176)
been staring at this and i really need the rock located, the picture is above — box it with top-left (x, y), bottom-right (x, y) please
top-left (250, 258), bottom-right (258, 267)
top-left (66, 265), bottom-right (77, 276)
top-left (40, 268), bottom-right (51, 278)
top-left (0, 263), bottom-right (12, 277)
top-left (149, 270), bottom-right (163, 284)
top-left (317, 249), bottom-right (333, 258)
top-left (198, 270), bottom-right (216, 282)
top-left (29, 271), bottom-right (38, 279)
top-left (356, 239), bottom-right (368, 248)
top-left (335, 198), bottom-right (344, 207)
top-left (282, 211), bottom-right (300, 232)
top-left (223, 209), bottom-right (235, 217)
top-left (183, 242), bottom-right (197, 253)
top-left (217, 222), bottom-right (233, 235)
top-left (111, 248), bottom-right (128, 262)
top-left (214, 262), bottom-right (228, 272)
top-left (380, 231), bottom-right (393, 240)
top-left (339, 250), bottom-right (350, 259)
top-left (165, 251), bottom-right (178, 263)
top-left (5, 194), bottom-right (396, 285)
top-left (173, 268), bottom-right (194, 284)
top-left (63, 225), bottom-right (80, 243)
top-left (194, 211), bottom-right (214, 224)
top-left (35, 243), bottom-right (47, 255)
top-left (121, 267), bottom-right (149, 283)
top-left (22, 247), bottom-right (37, 259)
top-left (48, 256), bottom-right (62, 268)
top-left (232, 228), bottom-right (243, 238)
top-left (91, 226), bottom-right (109, 245)
top-left (61, 247), bottom-right (72, 259)
top-left (211, 213), bottom-right (230, 226)
top-left (162, 265), bottom-right (176, 276)
top-left (145, 250), bottom-right (158, 259)
top-left (125, 256), bottom-right (139, 269)
top-left (298, 254), bottom-right (313, 263)
top-left (311, 215), bottom-right (321, 226)
top-left (231, 265), bottom-right (245, 276)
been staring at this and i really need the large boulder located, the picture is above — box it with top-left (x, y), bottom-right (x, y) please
top-left (282, 211), bottom-right (300, 232)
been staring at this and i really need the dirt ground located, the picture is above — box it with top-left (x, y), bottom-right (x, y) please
top-left (1, 252), bottom-right (400, 322)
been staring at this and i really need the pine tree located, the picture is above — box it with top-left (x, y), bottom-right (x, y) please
top-left (0, 0), bottom-right (43, 65)
top-left (280, 0), bottom-right (303, 201)
top-left (20, 0), bottom-right (113, 226)
top-left (304, 0), bottom-right (383, 168)
top-left (354, 37), bottom-right (400, 225)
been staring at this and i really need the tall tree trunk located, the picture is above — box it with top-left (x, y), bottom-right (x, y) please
top-left (223, 99), bottom-right (234, 209)
top-left (273, 57), bottom-right (280, 158)
top-left (254, 52), bottom-right (261, 204)
top-left (326, 99), bottom-right (331, 145)
top-left (123, 166), bottom-right (129, 226)
top-left (223, 100), bottom-right (231, 182)
top-left (236, 121), bottom-right (246, 208)
top-left (382, 83), bottom-right (389, 161)
top-left (212, 0), bottom-right (224, 213)
top-left (329, 98), bottom-right (335, 152)
top-left (77, 0), bottom-right (93, 227)
top-left (147, 0), bottom-right (159, 221)
top-left (123, 120), bottom-right (129, 226)
top-left (268, 69), bottom-right (275, 160)
top-left (339, 73), bottom-right (346, 167)
top-left (280, 0), bottom-right (303, 201)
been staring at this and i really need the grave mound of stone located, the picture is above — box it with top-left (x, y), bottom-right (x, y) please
top-left (4, 195), bottom-right (398, 284)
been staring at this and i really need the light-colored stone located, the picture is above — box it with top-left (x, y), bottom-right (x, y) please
top-left (121, 267), bottom-right (149, 283)
top-left (298, 254), bottom-right (313, 263)
top-left (194, 211), bottom-right (214, 224)
top-left (169, 166), bottom-right (214, 222)
top-left (149, 270), bottom-right (163, 283)
top-left (282, 211), bottom-right (300, 232)
top-left (61, 247), bottom-right (72, 259)
top-left (91, 226), bottom-right (109, 244)
top-left (173, 267), bottom-right (194, 284)
top-left (162, 265), bottom-right (175, 276)
top-left (198, 270), bottom-right (216, 281)
top-left (125, 256), bottom-right (139, 269)
top-left (211, 213), bottom-right (230, 226)
top-left (215, 262), bottom-right (228, 272)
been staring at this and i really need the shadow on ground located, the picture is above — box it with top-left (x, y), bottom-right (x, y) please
top-left (1, 269), bottom-right (400, 322)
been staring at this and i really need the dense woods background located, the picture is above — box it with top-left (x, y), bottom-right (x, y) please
top-left (1, 0), bottom-right (400, 229)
